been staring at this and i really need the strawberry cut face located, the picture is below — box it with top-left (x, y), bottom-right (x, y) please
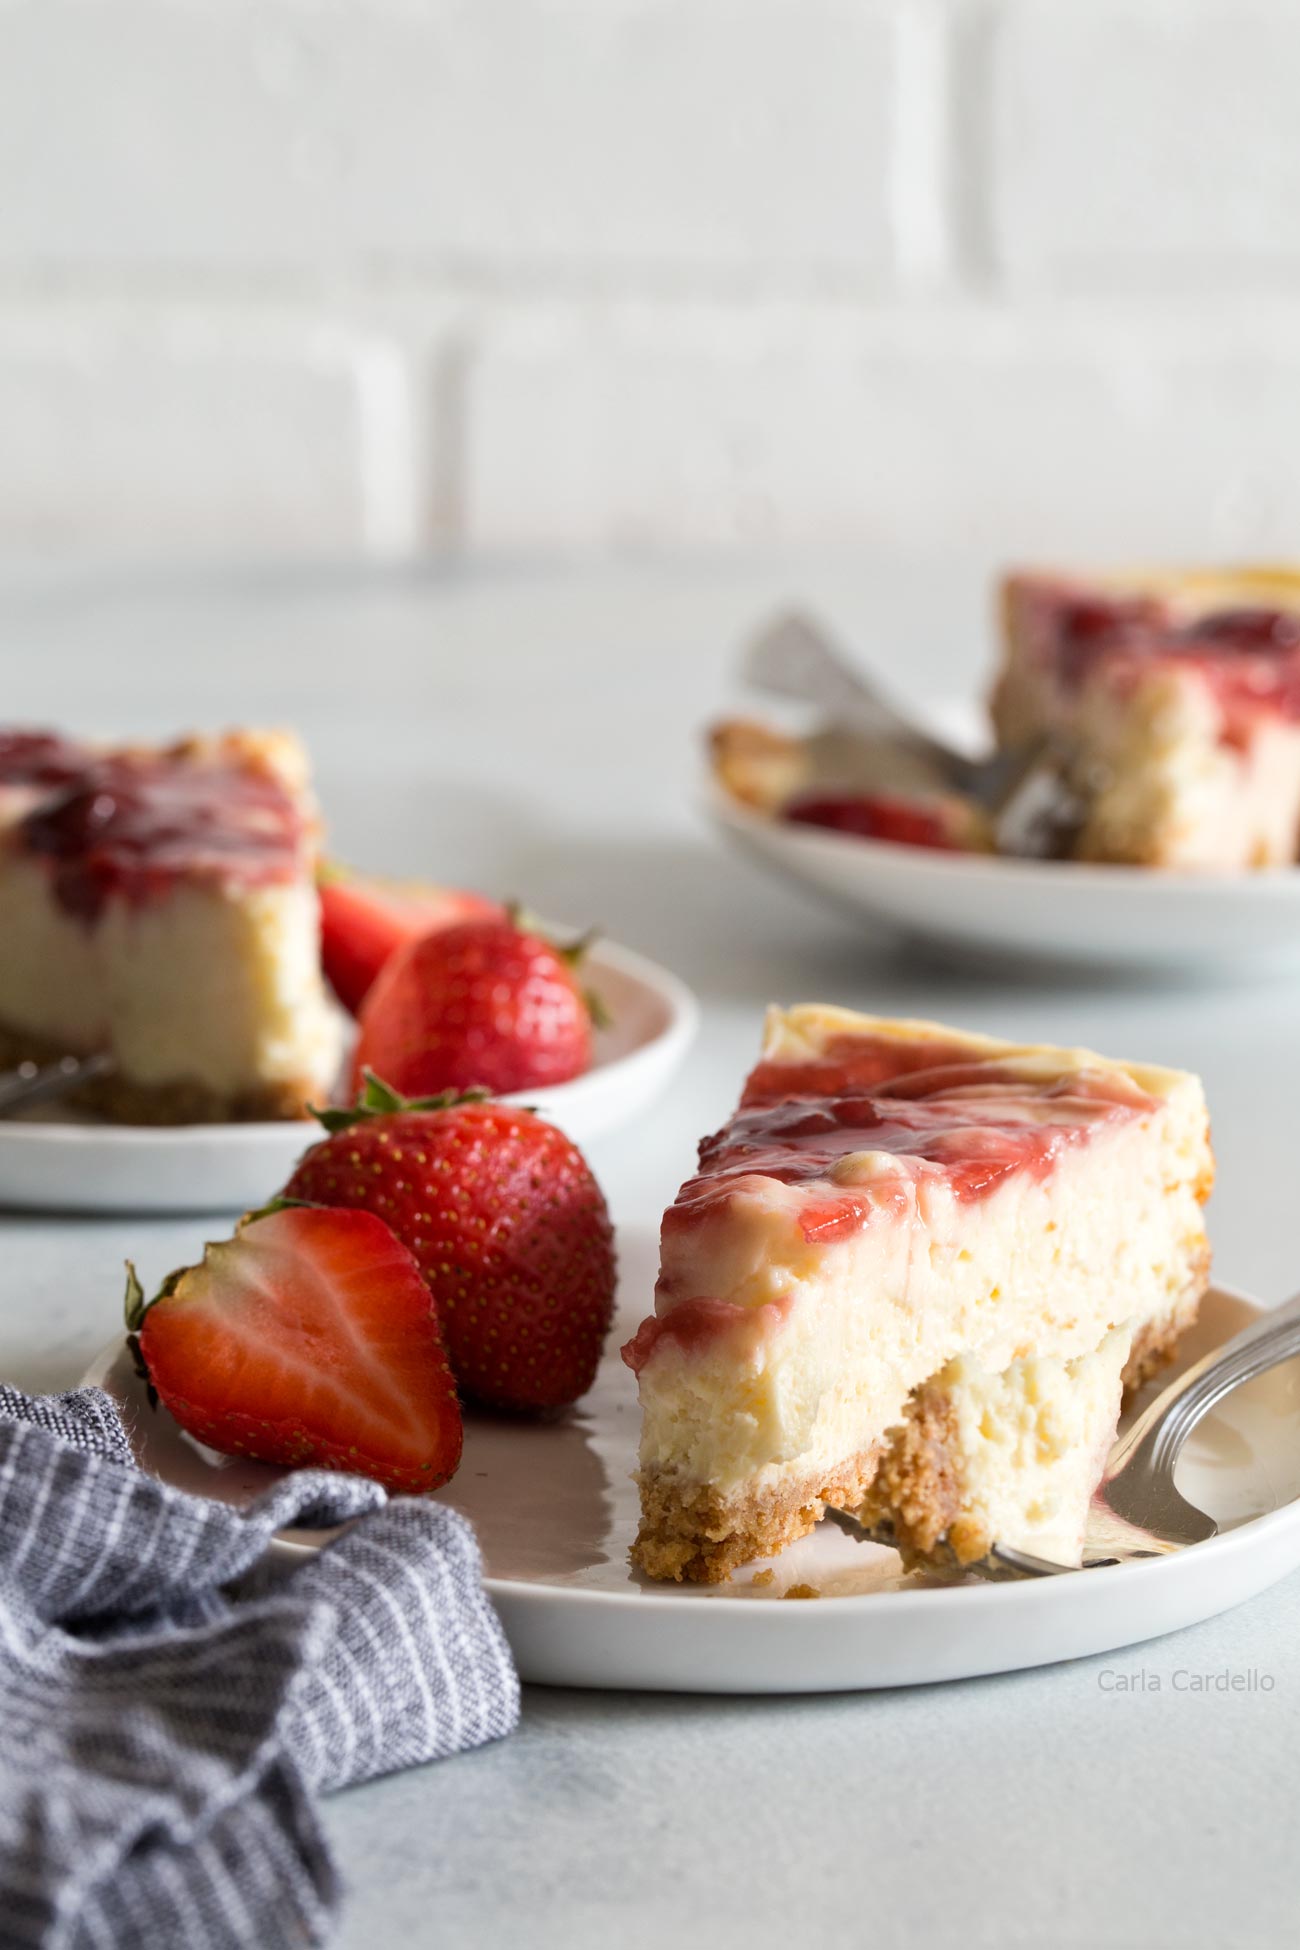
top-left (132, 1204), bottom-right (462, 1493)
top-left (319, 864), bottom-right (500, 1015)
top-left (284, 1097), bottom-right (618, 1412)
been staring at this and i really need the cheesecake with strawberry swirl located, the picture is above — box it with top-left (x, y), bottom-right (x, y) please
top-left (996, 566), bottom-right (1300, 867)
top-left (624, 1007), bottom-right (1212, 1582)
top-left (712, 567), bottom-right (1300, 868)
top-left (0, 727), bottom-right (342, 1122)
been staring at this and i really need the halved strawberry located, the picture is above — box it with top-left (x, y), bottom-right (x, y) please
top-left (318, 862), bottom-right (500, 1015)
top-left (284, 1074), bottom-right (617, 1412)
top-left (126, 1203), bottom-right (462, 1493)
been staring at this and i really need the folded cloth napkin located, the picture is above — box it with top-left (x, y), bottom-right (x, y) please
top-left (0, 1383), bottom-right (519, 1950)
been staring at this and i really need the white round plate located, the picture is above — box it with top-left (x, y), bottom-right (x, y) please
top-left (708, 785), bottom-right (1300, 972)
top-left (0, 939), bottom-right (697, 1216)
top-left (82, 1225), bottom-right (1300, 1693)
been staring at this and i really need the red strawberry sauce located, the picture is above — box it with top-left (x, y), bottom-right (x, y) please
top-left (725, 1035), bottom-right (1152, 1209)
top-left (3, 731), bottom-right (305, 924)
top-left (783, 792), bottom-right (960, 850)
top-left (621, 1294), bottom-right (794, 1377)
top-left (0, 730), bottom-right (92, 788)
top-left (624, 1033), bottom-right (1154, 1375)
top-left (1029, 588), bottom-right (1300, 736)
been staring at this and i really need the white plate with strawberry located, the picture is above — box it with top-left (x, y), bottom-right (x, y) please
top-left (708, 783), bottom-right (1300, 972)
top-left (0, 895), bottom-right (698, 1213)
top-left (82, 1106), bottom-right (1300, 1697)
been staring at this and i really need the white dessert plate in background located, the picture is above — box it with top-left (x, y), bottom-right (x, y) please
top-left (708, 785), bottom-right (1300, 973)
top-left (82, 1224), bottom-right (1300, 1693)
top-left (0, 939), bottom-right (698, 1216)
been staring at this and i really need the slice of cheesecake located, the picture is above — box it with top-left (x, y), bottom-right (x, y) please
top-left (996, 567), bottom-right (1300, 867)
top-left (0, 728), bottom-right (343, 1123)
top-left (623, 1007), bottom-right (1212, 1582)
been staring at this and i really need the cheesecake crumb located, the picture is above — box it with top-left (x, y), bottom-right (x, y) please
top-left (751, 1568), bottom-right (774, 1588)
top-left (783, 1582), bottom-right (821, 1601)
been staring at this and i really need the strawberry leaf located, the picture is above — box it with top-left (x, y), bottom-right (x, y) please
top-left (125, 1332), bottom-right (156, 1410)
top-left (309, 1070), bottom-right (492, 1134)
top-left (501, 905), bottom-right (612, 1028)
top-left (124, 1257), bottom-right (185, 1411)
top-left (556, 925), bottom-right (599, 969)
top-left (359, 1069), bottom-right (408, 1115)
top-left (504, 901), bottom-right (602, 969)
top-left (123, 1260), bottom-right (146, 1333)
top-left (584, 985), bottom-right (612, 1032)
top-left (123, 1258), bottom-right (191, 1327)
top-left (239, 1195), bottom-right (321, 1228)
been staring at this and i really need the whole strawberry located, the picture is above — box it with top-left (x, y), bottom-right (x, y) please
top-left (126, 1202), bottom-right (463, 1493)
top-left (285, 1073), bottom-right (617, 1412)
top-left (318, 861), bottom-right (500, 1016)
top-left (352, 911), bottom-right (604, 1098)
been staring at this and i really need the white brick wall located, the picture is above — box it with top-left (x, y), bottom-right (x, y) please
top-left (462, 302), bottom-right (1300, 558)
top-left (0, 0), bottom-right (900, 279)
top-left (0, 311), bottom-right (374, 551)
top-left (1, 0), bottom-right (1299, 557)
top-left (989, 1), bottom-right (1300, 287)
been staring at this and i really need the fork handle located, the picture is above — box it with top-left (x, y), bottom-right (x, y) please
top-left (1113, 1289), bottom-right (1300, 1478)
top-left (741, 611), bottom-right (972, 777)
top-left (0, 1053), bottom-right (114, 1116)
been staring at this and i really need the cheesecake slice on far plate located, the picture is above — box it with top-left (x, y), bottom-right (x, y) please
top-left (623, 1007), bottom-right (1213, 1582)
top-left (996, 566), bottom-right (1300, 868)
top-left (0, 727), bottom-right (343, 1124)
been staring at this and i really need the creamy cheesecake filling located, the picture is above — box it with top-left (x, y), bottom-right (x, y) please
top-left (626, 1008), bottom-right (1213, 1582)
top-left (861, 1327), bottom-right (1132, 1570)
top-left (631, 1108), bottom-right (1204, 1495)
top-left (100, 881), bottom-right (336, 1096)
top-left (1064, 667), bottom-right (1300, 869)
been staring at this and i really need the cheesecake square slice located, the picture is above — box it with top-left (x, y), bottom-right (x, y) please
top-left (0, 727), bottom-right (343, 1123)
top-left (623, 1007), bottom-right (1212, 1583)
top-left (996, 566), bottom-right (1300, 868)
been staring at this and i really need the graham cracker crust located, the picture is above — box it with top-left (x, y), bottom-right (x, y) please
top-left (857, 1385), bottom-right (970, 1568)
top-left (0, 1020), bottom-right (314, 1126)
top-left (1121, 1258), bottom-right (1209, 1394)
top-left (631, 1447), bottom-right (881, 1585)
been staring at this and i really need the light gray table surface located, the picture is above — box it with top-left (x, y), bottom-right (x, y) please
top-left (2, 556), bottom-right (1297, 1949)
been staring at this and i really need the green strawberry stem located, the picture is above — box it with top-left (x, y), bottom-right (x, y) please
top-left (503, 903), bottom-right (611, 1032)
top-left (123, 1257), bottom-right (186, 1332)
top-left (309, 1069), bottom-right (491, 1135)
top-left (123, 1261), bottom-right (158, 1406)
top-left (584, 986), bottom-right (613, 1032)
top-left (124, 1261), bottom-right (146, 1333)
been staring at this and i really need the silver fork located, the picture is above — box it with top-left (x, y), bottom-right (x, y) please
top-left (828, 1288), bottom-right (1300, 1582)
top-left (0, 1053), bottom-right (115, 1117)
top-left (742, 609), bottom-right (1080, 852)
top-left (742, 609), bottom-right (1042, 809)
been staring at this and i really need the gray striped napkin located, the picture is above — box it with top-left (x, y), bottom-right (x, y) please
top-left (0, 1383), bottom-right (519, 1950)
